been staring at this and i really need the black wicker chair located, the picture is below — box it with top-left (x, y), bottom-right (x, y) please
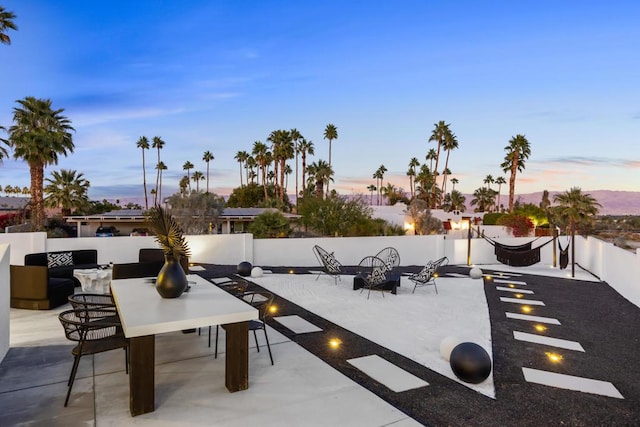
top-left (58, 308), bottom-right (129, 406)
top-left (357, 255), bottom-right (392, 299)
top-left (409, 256), bottom-right (448, 294)
top-left (214, 290), bottom-right (275, 365)
top-left (312, 245), bottom-right (344, 284)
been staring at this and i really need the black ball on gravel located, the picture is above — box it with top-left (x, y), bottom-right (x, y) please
top-left (237, 261), bottom-right (253, 277)
top-left (449, 342), bottom-right (492, 384)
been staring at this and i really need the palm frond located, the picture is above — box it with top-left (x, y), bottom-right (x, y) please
top-left (146, 205), bottom-right (191, 260)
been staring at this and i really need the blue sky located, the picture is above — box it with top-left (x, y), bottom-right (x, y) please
top-left (1, 1), bottom-right (639, 202)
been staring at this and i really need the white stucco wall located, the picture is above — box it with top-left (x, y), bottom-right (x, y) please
top-left (0, 244), bottom-right (10, 363)
top-left (0, 232), bottom-right (47, 265)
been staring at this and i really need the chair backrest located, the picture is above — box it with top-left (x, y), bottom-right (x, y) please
top-left (59, 309), bottom-right (121, 343)
top-left (241, 291), bottom-right (275, 322)
top-left (375, 247), bottom-right (400, 271)
top-left (358, 255), bottom-right (389, 286)
top-left (112, 261), bottom-right (162, 279)
top-left (68, 293), bottom-right (115, 310)
top-left (313, 245), bottom-right (343, 274)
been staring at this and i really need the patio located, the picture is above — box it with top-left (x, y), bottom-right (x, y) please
top-left (1, 262), bottom-right (639, 425)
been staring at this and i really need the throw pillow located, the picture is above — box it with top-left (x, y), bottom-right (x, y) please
top-left (47, 252), bottom-right (73, 268)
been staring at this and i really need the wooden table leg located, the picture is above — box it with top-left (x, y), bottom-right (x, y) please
top-left (129, 335), bottom-right (155, 416)
top-left (224, 321), bottom-right (249, 392)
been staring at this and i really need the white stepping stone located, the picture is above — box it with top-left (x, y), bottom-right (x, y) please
top-left (496, 286), bottom-right (534, 294)
top-left (447, 273), bottom-right (469, 278)
top-left (522, 368), bottom-right (623, 399)
top-left (500, 297), bottom-right (545, 306)
top-left (506, 312), bottom-right (561, 325)
top-left (274, 315), bottom-right (323, 334)
top-left (188, 265), bottom-right (205, 271)
top-left (211, 278), bottom-right (232, 284)
top-left (347, 355), bottom-right (429, 393)
top-left (494, 279), bottom-right (528, 285)
top-left (492, 271), bottom-right (523, 277)
top-left (513, 331), bottom-right (584, 352)
top-left (308, 270), bottom-right (325, 275)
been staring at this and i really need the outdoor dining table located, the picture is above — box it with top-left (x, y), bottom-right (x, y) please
top-left (110, 274), bottom-right (259, 416)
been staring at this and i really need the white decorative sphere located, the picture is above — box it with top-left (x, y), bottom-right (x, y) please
top-left (440, 336), bottom-right (462, 361)
top-left (469, 267), bottom-right (483, 279)
top-left (250, 266), bottom-right (263, 278)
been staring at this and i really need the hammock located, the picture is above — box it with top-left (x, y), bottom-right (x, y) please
top-left (483, 236), bottom-right (552, 267)
top-left (558, 238), bottom-right (570, 270)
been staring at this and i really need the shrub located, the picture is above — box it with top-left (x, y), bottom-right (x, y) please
top-left (482, 213), bottom-right (504, 225)
top-left (497, 214), bottom-right (535, 237)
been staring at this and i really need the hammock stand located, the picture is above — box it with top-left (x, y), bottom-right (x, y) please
top-left (484, 236), bottom-right (553, 267)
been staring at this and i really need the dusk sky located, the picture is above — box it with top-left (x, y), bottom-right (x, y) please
top-left (1, 1), bottom-right (639, 202)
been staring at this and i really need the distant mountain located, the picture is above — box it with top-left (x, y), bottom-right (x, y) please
top-left (466, 190), bottom-right (640, 216)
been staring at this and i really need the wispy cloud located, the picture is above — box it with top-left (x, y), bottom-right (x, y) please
top-left (72, 107), bottom-right (187, 127)
top-left (534, 156), bottom-right (639, 168)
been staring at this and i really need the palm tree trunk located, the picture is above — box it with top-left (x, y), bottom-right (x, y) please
top-left (206, 162), bottom-right (210, 193)
top-left (142, 151), bottom-right (148, 210)
top-left (280, 159), bottom-right (286, 201)
top-left (29, 162), bottom-right (44, 230)
top-left (302, 154), bottom-right (307, 195)
top-left (261, 164), bottom-right (268, 199)
top-left (239, 162), bottom-right (243, 187)
top-left (295, 149), bottom-right (299, 204)
top-left (327, 140), bottom-right (332, 194)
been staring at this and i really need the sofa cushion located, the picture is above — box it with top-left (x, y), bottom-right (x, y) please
top-left (47, 252), bottom-right (74, 268)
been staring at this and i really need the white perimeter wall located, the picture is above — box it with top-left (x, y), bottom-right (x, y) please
top-left (1, 232), bottom-right (637, 311)
top-left (0, 244), bottom-right (10, 363)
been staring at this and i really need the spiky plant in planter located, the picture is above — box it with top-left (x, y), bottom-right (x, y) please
top-left (146, 205), bottom-right (191, 298)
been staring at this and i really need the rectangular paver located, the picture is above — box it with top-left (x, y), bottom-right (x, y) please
top-left (347, 355), bottom-right (429, 393)
top-left (505, 312), bottom-right (561, 325)
top-left (522, 368), bottom-right (623, 399)
top-left (514, 331), bottom-right (584, 351)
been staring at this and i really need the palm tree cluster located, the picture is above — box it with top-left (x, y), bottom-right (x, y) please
top-left (233, 124), bottom-right (337, 206)
top-left (136, 136), bottom-right (216, 208)
top-left (1, 185), bottom-right (29, 196)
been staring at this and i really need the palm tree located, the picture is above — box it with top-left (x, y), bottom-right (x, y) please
top-left (373, 165), bottom-right (387, 206)
top-left (442, 190), bottom-right (466, 213)
top-left (191, 171), bottom-right (204, 193)
top-left (408, 157), bottom-right (420, 198)
top-left (495, 176), bottom-right (506, 212)
top-left (8, 97), bottom-right (74, 230)
top-left (44, 169), bottom-right (90, 216)
top-left (450, 177), bottom-right (459, 192)
top-left (553, 187), bottom-right (601, 277)
top-left (283, 164), bottom-right (292, 193)
top-left (367, 184), bottom-right (376, 205)
top-left (323, 124), bottom-right (338, 166)
top-left (428, 121), bottom-right (452, 208)
top-left (202, 150), bottom-right (214, 193)
top-left (426, 148), bottom-right (437, 172)
top-left (4, 185), bottom-right (12, 196)
top-left (152, 136), bottom-right (165, 202)
top-left (290, 128), bottom-right (302, 204)
top-left (155, 161), bottom-right (167, 203)
top-left (234, 150), bottom-right (249, 187)
top-left (0, 6), bottom-right (17, 45)
top-left (298, 138), bottom-right (314, 197)
top-left (484, 174), bottom-right (494, 190)
top-left (323, 124), bottom-right (338, 194)
top-left (440, 131), bottom-right (458, 196)
top-left (471, 187), bottom-right (497, 213)
top-left (182, 160), bottom-right (194, 193)
top-left (309, 160), bottom-right (333, 199)
top-left (246, 156), bottom-right (257, 184)
top-left (501, 134), bottom-right (531, 212)
top-left (381, 183), bottom-right (397, 206)
top-left (136, 136), bottom-right (150, 209)
top-left (271, 130), bottom-right (293, 201)
top-left (252, 141), bottom-right (269, 199)
top-left (178, 176), bottom-right (189, 195)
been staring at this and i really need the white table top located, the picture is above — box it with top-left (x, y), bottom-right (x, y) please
top-left (111, 274), bottom-right (259, 338)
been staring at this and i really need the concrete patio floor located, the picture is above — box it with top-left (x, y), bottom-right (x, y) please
top-left (1, 263), bottom-right (639, 426)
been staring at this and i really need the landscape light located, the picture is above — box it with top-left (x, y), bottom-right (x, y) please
top-left (521, 305), bottom-right (532, 313)
top-left (545, 352), bottom-right (563, 363)
top-left (289, 269), bottom-right (294, 274)
top-left (515, 293), bottom-right (524, 299)
top-left (535, 324), bottom-right (547, 332)
top-left (269, 305), bottom-right (277, 314)
top-left (508, 284), bottom-right (516, 288)
top-left (329, 338), bottom-right (342, 349)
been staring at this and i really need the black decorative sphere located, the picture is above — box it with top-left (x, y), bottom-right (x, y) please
top-left (237, 261), bottom-right (253, 277)
top-left (449, 342), bottom-right (492, 384)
